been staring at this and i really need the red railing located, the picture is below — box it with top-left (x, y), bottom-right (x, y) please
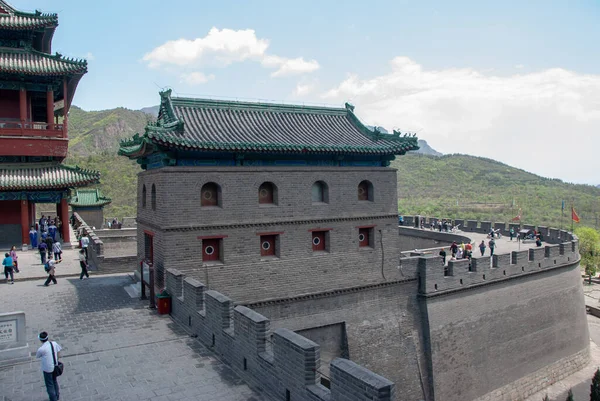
top-left (0, 120), bottom-right (64, 138)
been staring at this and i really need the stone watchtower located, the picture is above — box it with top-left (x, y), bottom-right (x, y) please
top-left (119, 90), bottom-right (418, 303)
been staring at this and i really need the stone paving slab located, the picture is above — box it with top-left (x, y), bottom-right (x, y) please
top-left (0, 274), bottom-right (267, 401)
top-left (1, 247), bottom-right (86, 283)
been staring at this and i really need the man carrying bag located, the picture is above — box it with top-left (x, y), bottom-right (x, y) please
top-left (36, 331), bottom-right (63, 401)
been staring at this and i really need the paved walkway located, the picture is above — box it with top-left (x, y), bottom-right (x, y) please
top-left (0, 274), bottom-right (267, 401)
top-left (1, 247), bottom-right (84, 283)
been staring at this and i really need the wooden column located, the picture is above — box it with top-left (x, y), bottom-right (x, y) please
top-left (60, 198), bottom-right (70, 243)
top-left (19, 87), bottom-right (27, 129)
top-left (46, 89), bottom-right (54, 129)
top-left (62, 78), bottom-right (68, 138)
top-left (20, 199), bottom-right (29, 245)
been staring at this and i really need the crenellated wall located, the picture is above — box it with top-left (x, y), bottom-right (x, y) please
top-left (165, 268), bottom-right (395, 401)
top-left (413, 228), bottom-right (590, 401)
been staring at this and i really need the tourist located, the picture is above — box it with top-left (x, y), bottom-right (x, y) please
top-left (439, 248), bottom-right (447, 265)
top-left (52, 241), bottom-right (62, 262)
top-left (479, 240), bottom-right (486, 256)
top-left (488, 238), bottom-right (496, 256)
top-left (43, 256), bottom-right (61, 286)
top-left (398, 215), bottom-right (404, 226)
top-left (450, 241), bottom-right (458, 257)
top-left (79, 249), bottom-right (89, 280)
top-left (10, 245), bottom-right (19, 273)
top-left (29, 226), bottom-right (38, 248)
top-left (509, 227), bottom-right (515, 241)
top-left (36, 331), bottom-right (61, 401)
top-left (38, 241), bottom-right (48, 264)
top-left (80, 234), bottom-right (90, 261)
top-left (44, 235), bottom-right (54, 260)
top-left (70, 212), bottom-right (76, 227)
top-left (3, 252), bottom-right (14, 284)
top-left (39, 215), bottom-right (47, 233)
top-left (465, 242), bottom-right (473, 253)
top-left (48, 221), bottom-right (57, 242)
top-left (456, 247), bottom-right (463, 259)
top-left (536, 237), bottom-right (543, 247)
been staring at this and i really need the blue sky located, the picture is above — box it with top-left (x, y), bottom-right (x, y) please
top-left (10, 0), bottom-right (600, 184)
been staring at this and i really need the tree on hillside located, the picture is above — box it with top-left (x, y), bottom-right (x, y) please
top-left (566, 388), bottom-right (574, 401)
top-left (542, 395), bottom-right (549, 401)
top-left (591, 368), bottom-right (600, 401)
top-left (575, 227), bottom-right (600, 284)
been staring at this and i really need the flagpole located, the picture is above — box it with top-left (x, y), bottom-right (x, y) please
top-left (571, 200), bottom-right (574, 233)
top-left (561, 200), bottom-right (564, 230)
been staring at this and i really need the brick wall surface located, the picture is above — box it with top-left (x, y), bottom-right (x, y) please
top-left (249, 281), bottom-right (427, 400)
top-left (166, 268), bottom-right (396, 401)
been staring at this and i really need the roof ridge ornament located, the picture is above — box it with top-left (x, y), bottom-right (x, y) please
top-left (344, 102), bottom-right (355, 112)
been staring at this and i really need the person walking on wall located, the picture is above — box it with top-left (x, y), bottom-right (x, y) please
top-left (29, 226), bottom-right (38, 248)
top-left (79, 249), bottom-right (89, 280)
top-left (479, 240), bottom-right (486, 256)
top-left (36, 331), bottom-right (62, 401)
top-left (38, 241), bottom-right (48, 265)
top-left (43, 256), bottom-right (61, 286)
top-left (3, 252), bottom-right (14, 284)
top-left (489, 238), bottom-right (496, 256)
top-left (509, 227), bottom-right (515, 241)
top-left (44, 235), bottom-right (53, 260)
top-left (80, 234), bottom-right (89, 262)
top-left (10, 245), bottom-right (19, 273)
top-left (450, 241), bottom-right (458, 258)
top-left (439, 248), bottom-right (447, 265)
top-left (52, 241), bottom-right (62, 262)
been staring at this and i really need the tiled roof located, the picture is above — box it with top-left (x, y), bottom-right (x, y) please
top-left (0, 163), bottom-right (100, 190)
top-left (0, 1), bottom-right (58, 30)
top-left (120, 90), bottom-right (419, 157)
top-left (0, 49), bottom-right (87, 76)
top-left (69, 188), bottom-right (111, 207)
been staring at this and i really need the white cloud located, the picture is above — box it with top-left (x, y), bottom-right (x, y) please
top-left (84, 52), bottom-right (95, 61)
top-left (144, 27), bottom-right (318, 78)
top-left (321, 56), bottom-right (600, 184)
top-left (293, 82), bottom-right (316, 96)
top-left (262, 55), bottom-right (320, 77)
top-left (515, 64), bottom-right (525, 69)
top-left (180, 72), bottom-right (215, 85)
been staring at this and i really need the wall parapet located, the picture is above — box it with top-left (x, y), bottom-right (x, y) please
top-left (166, 268), bottom-right (395, 401)
top-left (417, 239), bottom-right (580, 296)
top-left (72, 212), bottom-right (104, 269)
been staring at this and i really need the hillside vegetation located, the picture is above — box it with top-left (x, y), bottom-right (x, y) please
top-left (65, 106), bottom-right (599, 230)
top-left (394, 154), bottom-right (600, 229)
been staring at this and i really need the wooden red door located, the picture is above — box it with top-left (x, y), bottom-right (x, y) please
top-left (312, 231), bottom-right (325, 251)
top-left (260, 235), bottom-right (276, 256)
top-left (203, 238), bottom-right (220, 261)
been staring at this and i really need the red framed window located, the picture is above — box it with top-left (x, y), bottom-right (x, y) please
top-left (312, 231), bottom-right (326, 252)
top-left (260, 235), bottom-right (277, 257)
top-left (202, 238), bottom-right (221, 262)
top-left (359, 228), bottom-right (373, 247)
top-left (201, 182), bottom-right (219, 207)
top-left (259, 182), bottom-right (276, 204)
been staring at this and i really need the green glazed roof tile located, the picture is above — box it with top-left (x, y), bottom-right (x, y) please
top-left (0, 49), bottom-right (87, 76)
top-left (69, 188), bottom-right (111, 207)
top-left (0, 163), bottom-right (100, 190)
top-left (0, 1), bottom-right (58, 30)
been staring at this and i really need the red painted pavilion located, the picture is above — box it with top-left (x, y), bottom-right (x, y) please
top-left (0, 1), bottom-right (98, 245)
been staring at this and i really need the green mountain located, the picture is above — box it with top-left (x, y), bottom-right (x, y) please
top-left (65, 106), bottom-right (600, 230)
top-left (65, 106), bottom-right (152, 219)
top-left (394, 154), bottom-right (600, 229)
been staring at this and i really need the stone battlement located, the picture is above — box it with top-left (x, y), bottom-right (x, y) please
top-left (414, 235), bottom-right (579, 296)
top-left (165, 268), bottom-right (395, 401)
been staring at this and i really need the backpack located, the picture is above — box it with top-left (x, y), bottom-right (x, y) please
top-left (44, 261), bottom-right (51, 272)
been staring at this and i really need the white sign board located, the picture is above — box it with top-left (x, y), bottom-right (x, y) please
top-left (0, 320), bottom-right (17, 344)
top-left (53, 99), bottom-right (65, 112)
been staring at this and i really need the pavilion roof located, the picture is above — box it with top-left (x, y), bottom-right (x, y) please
top-left (69, 188), bottom-right (111, 207)
top-left (0, 48), bottom-right (87, 76)
top-left (119, 90), bottom-right (419, 158)
top-left (0, 1), bottom-right (58, 30)
top-left (0, 163), bottom-right (100, 190)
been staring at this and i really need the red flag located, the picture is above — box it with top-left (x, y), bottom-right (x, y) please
top-left (511, 208), bottom-right (522, 222)
top-left (572, 207), bottom-right (580, 223)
